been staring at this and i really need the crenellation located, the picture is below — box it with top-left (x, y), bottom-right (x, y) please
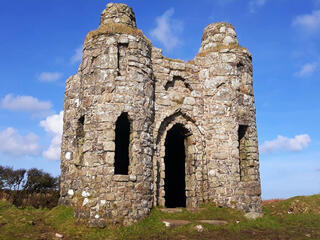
top-left (59, 3), bottom-right (262, 227)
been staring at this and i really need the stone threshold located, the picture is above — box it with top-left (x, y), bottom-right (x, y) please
top-left (159, 208), bottom-right (205, 213)
top-left (162, 219), bottom-right (228, 227)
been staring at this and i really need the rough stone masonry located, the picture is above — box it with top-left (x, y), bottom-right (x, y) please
top-left (59, 3), bottom-right (262, 226)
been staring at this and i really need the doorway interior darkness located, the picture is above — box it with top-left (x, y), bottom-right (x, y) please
top-left (164, 124), bottom-right (187, 208)
top-left (114, 112), bottom-right (130, 175)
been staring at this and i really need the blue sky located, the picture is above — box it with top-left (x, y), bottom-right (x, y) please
top-left (0, 0), bottom-right (319, 199)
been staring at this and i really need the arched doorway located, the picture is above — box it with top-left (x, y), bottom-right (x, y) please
top-left (164, 124), bottom-right (187, 208)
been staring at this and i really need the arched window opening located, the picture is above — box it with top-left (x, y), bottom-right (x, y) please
top-left (164, 76), bottom-right (193, 91)
top-left (114, 112), bottom-right (130, 175)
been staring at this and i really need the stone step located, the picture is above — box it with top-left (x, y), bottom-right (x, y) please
top-left (186, 208), bottom-right (205, 213)
top-left (159, 208), bottom-right (205, 213)
top-left (198, 220), bottom-right (228, 225)
top-left (162, 219), bottom-right (228, 228)
top-left (159, 208), bottom-right (183, 213)
top-left (162, 219), bottom-right (191, 227)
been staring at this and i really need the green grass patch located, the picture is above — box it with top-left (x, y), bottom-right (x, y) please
top-left (1, 194), bottom-right (320, 239)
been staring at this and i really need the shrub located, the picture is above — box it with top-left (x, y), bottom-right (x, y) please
top-left (0, 166), bottom-right (26, 190)
top-left (0, 165), bottom-right (59, 208)
top-left (24, 168), bottom-right (59, 192)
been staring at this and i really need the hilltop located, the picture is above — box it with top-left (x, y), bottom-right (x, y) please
top-left (0, 194), bottom-right (320, 239)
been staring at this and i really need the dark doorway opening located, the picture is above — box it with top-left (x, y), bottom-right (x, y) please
top-left (164, 124), bottom-right (187, 208)
top-left (114, 112), bottom-right (130, 175)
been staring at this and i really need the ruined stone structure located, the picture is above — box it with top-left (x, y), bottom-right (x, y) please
top-left (59, 3), bottom-right (262, 226)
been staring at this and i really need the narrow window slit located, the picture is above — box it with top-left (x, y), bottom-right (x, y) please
top-left (117, 42), bottom-right (129, 76)
top-left (75, 116), bottom-right (85, 167)
top-left (114, 112), bottom-right (130, 175)
top-left (237, 61), bottom-right (244, 71)
top-left (238, 125), bottom-right (248, 181)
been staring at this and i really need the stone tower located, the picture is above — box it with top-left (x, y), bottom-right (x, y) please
top-left (60, 3), bottom-right (262, 226)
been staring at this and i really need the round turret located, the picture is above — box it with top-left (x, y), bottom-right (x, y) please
top-left (199, 22), bottom-right (238, 52)
top-left (100, 3), bottom-right (137, 28)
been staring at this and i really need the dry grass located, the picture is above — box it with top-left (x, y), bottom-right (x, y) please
top-left (262, 199), bottom-right (283, 206)
top-left (206, 22), bottom-right (234, 29)
top-left (186, 59), bottom-right (196, 65)
top-left (85, 23), bottom-right (152, 46)
top-left (197, 44), bottom-right (249, 57)
top-left (0, 190), bottom-right (59, 209)
top-left (163, 56), bottom-right (185, 63)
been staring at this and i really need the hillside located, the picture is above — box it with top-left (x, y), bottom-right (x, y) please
top-left (0, 194), bottom-right (320, 240)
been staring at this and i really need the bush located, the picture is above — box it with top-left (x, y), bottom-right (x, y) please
top-left (24, 168), bottom-right (58, 192)
top-left (0, 166), bottom-right (26, 190)
top-left (0, 165), bottom-right (60, 208)
top-left (0, 190), bottom-right (59, 209)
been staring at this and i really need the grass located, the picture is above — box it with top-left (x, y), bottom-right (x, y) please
top-left (163, 56), bottom-right (185, 63)
top-left (197, 43), bottom-right (249, 57)
top-left (85, 23), bottom-right (152, 46)
top-left (1, 194), bottom-right (320, 239)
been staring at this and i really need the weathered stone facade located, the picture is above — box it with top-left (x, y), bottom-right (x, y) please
top-left (59, 3), bottom-right (262, 226)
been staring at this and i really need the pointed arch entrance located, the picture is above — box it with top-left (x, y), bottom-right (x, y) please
top-left (154, 111), bottom-right (207, 208)
top-left (164, 124), bottom-right (188, 207)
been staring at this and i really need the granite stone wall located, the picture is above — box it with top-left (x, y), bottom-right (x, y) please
top-left (59, 2), bottom-right (262, 226)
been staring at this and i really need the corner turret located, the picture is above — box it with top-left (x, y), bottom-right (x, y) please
top-left (100, 3), bottom-right (137, 28)
top-left (200, 22), bottom-right (238, 52)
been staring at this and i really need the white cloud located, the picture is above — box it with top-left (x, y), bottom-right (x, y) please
top-left (292, 10), bottom-right (320, 34)
top-left (71, 46), bottom-right (82, 63)
top-left (38, 72), bottom-right (63, 82)
top-left (260, 134), bottom-right (311, 154)
top-left (150, 8), bottom-right (183, 51)
top-left (40, 111), bottom-right (64, 160)
top-left (295, 62), bottom-right (319, 77)
top-left (249, 0), bottom-right (267, 13)
top-left (1, 94), bottom-right (52, 116)
top-left (0, 127), bottom-right (40, 156)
